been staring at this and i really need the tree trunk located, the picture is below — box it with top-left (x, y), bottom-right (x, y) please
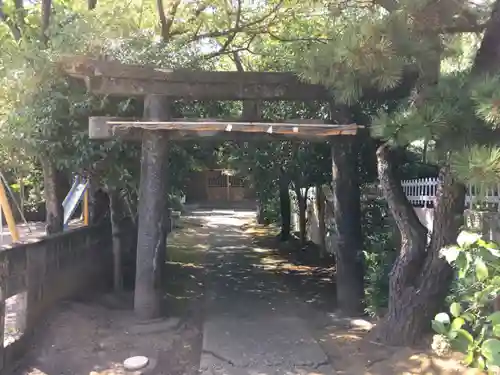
top-left (40, 0), bottom-right (51, 45)
top-left (316, 184), bottom-right (327, 258)
top-left (134, 95), bottom-right (171, 320)
top-left (92, 188), bottom-right (110, 224)
top-left (472, 1), bottom-right (500, 317)
top-left (88, 0), bottom-right (97, 10)
top-left (109, 188), bottom-right (124, 292)
top-left (0, 0), bottom-right (22, 40)
top-left (256, 195), bottom-right (266, 224)
top-left (86, 179), bottom-right (97, 224)
top-left (279, 173), bottom-right (291, 241)
top-left (331, 136), bottom-right (364, 314)
top-left (19, 176), bottom-right (24, 215)
top-left (371, 0), bottom-right (500, 346)
top-left (41, 158), bottom-right (65, 234)
top-left (470, 0), bottom-right (500, 76)
top-left (371, 144), bottom-right (465, 345)
top-left (156, 0), bottom-right (180, 42)
top-left (295, 184), bottom-right (308, 246)
top-left (13, 0), bottom-right (23, 31)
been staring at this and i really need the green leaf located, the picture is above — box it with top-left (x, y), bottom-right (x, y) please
top-left (476, 285), bottom-right (496, 305)
top-left (463, 349), bottom-right (475, 366)
top-left (493, 324), bottom-right (500, 337)
top-left (451, 317), bottom-right (465, 330)
top-left (453, 332), bottom-right (473, 354)
top-left (462, 312), bottom-right (476, 322)
top-left (457, 329), bottom-right (474, 345)
top-left (489, 311), bottom-right (500, 325)
top-left (476, 258), bottom-right (489, 281)
top-left (486, 243), bottom-right (500, 258)
top-left (457, 231), bottom-right (481, 247)
top-left (481, 339), bottom-right (500, 366)
top-left (477, 239), bottom-right (489, 248)
top-left (456, 252), bottom-right (470, 278)
top-left (435, 313), bottom-right (451, 325)
top-left (441, 245), bottom-right (460, 263)
top-left (479, 247), bottom-right (499, 262)
top-left (486, 240), bottom-right (500, 250)
top-left (448, 329), bottom-right (458, 340)
top-left (432, 320), bottom-right (448, 335)
top-left (479, 324), bottom-right (488, 342)
top-left (450, 302), bottom-right (462, 318)
top-left (476, 355), bottom-right (486, 370)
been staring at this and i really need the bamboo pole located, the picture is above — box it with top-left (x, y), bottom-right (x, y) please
top-left (0, 179), bottom-right (19, 242)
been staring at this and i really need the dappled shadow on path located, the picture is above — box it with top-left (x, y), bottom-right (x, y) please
top-left (246, 229), bottom-right (337, 314)
top-left (12, 210), bottom-right (477, 375)
top-left (202, 211), bottom-right (294, 316)
top-left (200, 210), bottom-right (337, 374)
top-left (244, 223), bottom-right (482, 375)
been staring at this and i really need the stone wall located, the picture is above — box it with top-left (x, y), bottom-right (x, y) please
top-left (0, 223), bottom-right (112, 373)
top-left (297, 187), bottom-right (494, 253)
top-left (299, 189), bottom-right (500, 254)
top-left (290, 186), bottom-right (337, 254)
top-left (464, 210), bottom-right (500, 243)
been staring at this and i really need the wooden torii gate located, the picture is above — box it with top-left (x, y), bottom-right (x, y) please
top-left (61, 57), bottom-right (364, 318)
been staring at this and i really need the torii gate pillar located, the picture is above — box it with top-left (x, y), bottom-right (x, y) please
top-left (134, 95), bottom-right (170, 319)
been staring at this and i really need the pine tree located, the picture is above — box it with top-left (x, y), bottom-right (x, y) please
top-left (297, 0), bottom-right (500, 344)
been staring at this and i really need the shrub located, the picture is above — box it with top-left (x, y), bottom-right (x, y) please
top-left (432, 231), bottom-right (500, 370)
top-left (361, 197), bottom-right (398, 317)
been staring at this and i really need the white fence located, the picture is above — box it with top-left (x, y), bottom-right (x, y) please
top-left (402, 178), bottom-right (500, 211)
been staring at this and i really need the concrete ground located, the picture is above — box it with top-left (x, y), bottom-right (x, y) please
top-left (194, 209), bottom-right (334, 375)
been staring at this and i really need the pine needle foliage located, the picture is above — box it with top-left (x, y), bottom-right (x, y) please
top-left (471, 75), bottom-right (500, 127)
top-left (295, 0), bottom-right (500, 187)
top-left (451, 146), bottom-right (500, 187)
top-left (298, 12), bottom-right (410, 104)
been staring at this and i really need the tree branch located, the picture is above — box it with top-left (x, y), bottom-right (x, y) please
top-left (167, 2), bottom-right (209, 37)
top-left (372, 0), bottom-right (398, 12)
top-left (88, 0), bottom-right (98, 10)
top-left (156, 0), bottom-right (169, 40)
top-left (442, 21), bottom-right (487, 33)
top-left (41, 0), bottom-right (52, 46)
top-left (267, 29), bottom-right (331, 44)
top-left (373, 0), bottom-right (486, 34)
top-left (156, 0), bottom-right (181, 42)
top-left (211, 0), bottom-right (243, 59)
top-left (188, 0), bottom-right (285, 42)
top-left (376, 143), bottom-right (427, 238)
top-left (376, 143), bottom-right (428, 288)
top-left (13, 0), bottom-right (24, 30)
top-left (0, 0), bottom-right (21, 41)
top-left (164, 0), bottom-right (181, 41)
top-left (471, 0), bottom-right (500, 76)
top-left (424, 165), bottom-right (465, 277)
top-left (232, 51), bottom-right (245, 72)
top-left (201, 34), bottom-right (258, 60)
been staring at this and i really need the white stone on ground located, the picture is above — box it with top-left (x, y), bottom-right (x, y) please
top-left (123, 356), bottom-right (149, 371)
